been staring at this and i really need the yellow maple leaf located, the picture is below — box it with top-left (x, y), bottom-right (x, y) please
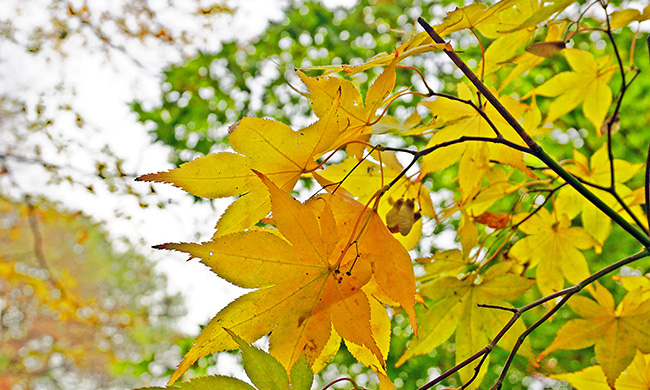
top-left (160, 172), bottom-right (416, 384)
top-left (340, 36), bottom-right (450, 76)
top-left (509, 206), bottom-right (597, 297)
top-left (327, 0), bottom-right (516, 76)
top-left (534, 48), bottom-right (616, 134)
top-left (463, 166), bottom-right (524, 217)
top-left (497, 0), bottom-right (573, 34)
top-left (137, 93), bottom-right (340, 236)
top-left (398, 263), bottom-right (534, 388)
top-left (435, 0), bottom-right (517, 37)
top-left (553, 350), bottom-right (650, 390)
top-left (299, 60), bottom-right (397, 157)
top-left (556, 145), bottom-right (644, 250)
top-left (541, 285), bottom-right (650, 388)
top-left (497, 21), bottom-right (566, 90)
top-left (420, 83), bottom-right (533, 200)
top-left (609, 4), bottom-right (650, 30)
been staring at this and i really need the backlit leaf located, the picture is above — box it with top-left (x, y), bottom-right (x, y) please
top-left (161, 173), bottom-right (415, 384)
top-left (534, 49), bottom-right (615, 134)
top-left (541, 286), bottom-right (650, 387)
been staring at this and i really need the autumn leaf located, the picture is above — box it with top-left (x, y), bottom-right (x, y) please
top-left (474, 211), bottom-right (510, 229)
top-left (372, 109), bottom-right (427, 136)
top-left (555, 145), bottom-right (644, 250)
top-left (420, 83), bottom-right (533, 200)
top-left (335, 1), bottom-right (514, 76)
top-left (609, 4), bottom-right (650, 30)
top-left (479, 0), bottom-right (546, 76)
top-left (435, 1), bottom-right (516, 37)
top-left (534, 48), bottom-right (615, 134)
top-left (340, 39), bottom-right (449, 76)
top-left (541, 285), bottom-right (650, 387)
top-left (552, 350), bottom-right (650, 390)
top-left (317, 150), bottom-right (435, 249)
top-left (137, 91), bottom-right (341, 236)
top-left (299, 60), bottom-right (397, 157)
top-left (463, 166), bottom-right (523, 217)
top-left (500, 23), bottom-right (566, 90)
top-left (158, 172), bottom-right (415, 384)
top-left (417, 249), bottom-right (470, 282)
top-left (398, 263), bottom-right (534, 387)
top-left (500, 0), bottom-right (573, 33)
top-left (509, 205), bottom-right (597, 296)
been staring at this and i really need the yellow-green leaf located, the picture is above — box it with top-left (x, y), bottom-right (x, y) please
top-left (290, 354), bottom-right (313, 390)
top-left (541, 287), bottom-right (650, 387)
top-left (509, 206), bottom-right (596, 296)
top-left (534, 49), bottom-right (615, 134)
top-left (226, 329), bottom-right (290, 390)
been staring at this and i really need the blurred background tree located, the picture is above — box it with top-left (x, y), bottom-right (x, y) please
top-left (0, 197), bottom-right (184, 390)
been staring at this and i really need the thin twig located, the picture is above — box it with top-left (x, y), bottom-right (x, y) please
top-left (384, 135), bottom-right (532, 191)
top-left (331, 145), bottom-right (378, 194)
top-left (428, 92), bottom-right (503, 138)
top-left (477, 303), bottom-right (518, 313)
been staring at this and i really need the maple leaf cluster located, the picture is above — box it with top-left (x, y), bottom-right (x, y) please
top-left (139, 60), bottom-right (424, 386)
top-left (137, 0), bottom-right (650, 389)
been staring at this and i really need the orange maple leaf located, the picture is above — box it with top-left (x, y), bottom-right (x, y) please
top-left (159, 172), bottom-right (416, 384)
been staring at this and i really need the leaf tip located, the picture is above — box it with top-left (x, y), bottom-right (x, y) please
top-left (135, 172), bottom-right (157, 182)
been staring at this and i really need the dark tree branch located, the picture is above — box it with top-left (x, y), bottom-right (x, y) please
top-left (417, 17), bottom-right (650, 249)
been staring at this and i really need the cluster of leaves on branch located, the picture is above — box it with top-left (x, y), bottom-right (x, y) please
top-left (138, 0), bottom-right (650, 389)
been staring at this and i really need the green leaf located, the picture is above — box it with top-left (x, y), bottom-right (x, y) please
top-left (290, 353), bottom-right (313, 390)
top-left (132, 375), bottom-right (257, 390)
top-left (225, 329), bottom-right (291, 390)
